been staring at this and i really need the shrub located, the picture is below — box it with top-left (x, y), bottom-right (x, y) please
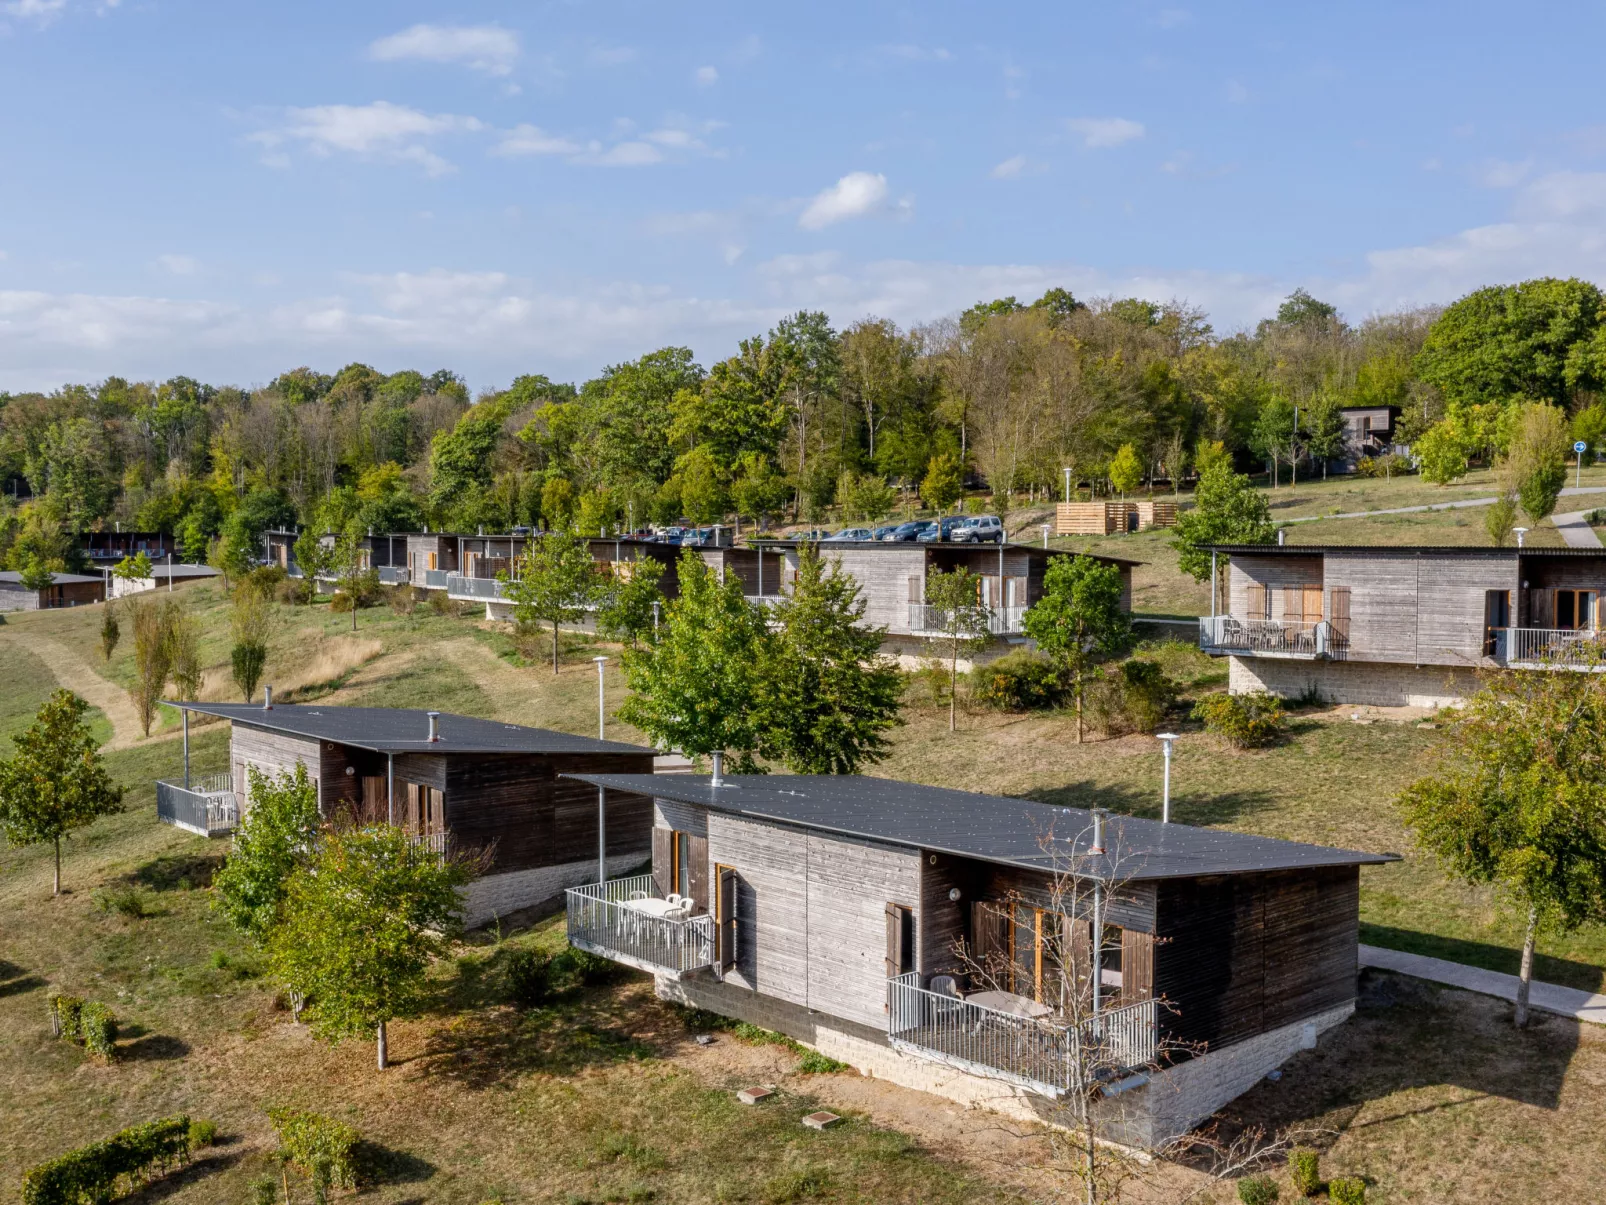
top-left (1192, 691), bottom-right (1286, 748)
top-left (245, 565), bottom-right (287, 594)
top-left (48, 993), bottom-right (83, 1040)
top-left (390, 586), bottom-right (419, 616)
top-left (96, 885), bottom-right (156, 919)
top-left (970, 651), bottom-right (1064, 711)
top-left (505, 947), bottom-right (553, 1007)
top-left (249, 1176), bottom-right (280, 1205)
top-left (1236, 1175), bottom-right (1280, 1205)
top-left (78, 1002), bottom-right (118, 1061)
top-left (560, 945), bottom-right (620, 985)
top-left (1115, 660), bottom-right (1176, 733)
top-left (268, 1108), bottom-right (360, 1191)
top-left (1287, 1147), bottom-right (1320, 1195)
top-left (329, 591), bottom-right (356, 614)
top-left (188, 1119), bottom-right (217, 1149)
top-left (21, 1115), bottom-right (191, 1205)
top-left (1327, 1178), bottom-right (1365, 1205)
top-left (797, 1049), bottom-right (849, 1074)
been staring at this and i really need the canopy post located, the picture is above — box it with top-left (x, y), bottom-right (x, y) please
top-left (597, 786), bottom-right (608, 886)
top-left (182, 709), bottom-right (190, 789)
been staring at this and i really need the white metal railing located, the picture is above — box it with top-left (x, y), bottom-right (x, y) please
top-left (377, 566), bottom-right (410, 585)
top-left (422, 569), bottom-right (449, 590)
top-left (1498, 627), bottom-right (1606, 667)
top-left (1198, 615), bottom-right (1331, 657)
top-left (407, 831), bottom-right (447, 859)
top-left (886, 972), bottom-right (1156, 1097)
top-left (565, 874), bottom-right (716, 976)
top-left (907, 604), bottom-right (1028, 637)
top-left (446, 574), bottom-right (505, 601)
top-left (155, 774), bottom-right (238, 837)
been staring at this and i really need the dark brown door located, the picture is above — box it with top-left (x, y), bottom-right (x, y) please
top-left (1120, 929), bottom-right (1154, 1004)
top-left (687, 836), bottom-right (709, 913)
top-left (716, 866), bottom-right (738, 970)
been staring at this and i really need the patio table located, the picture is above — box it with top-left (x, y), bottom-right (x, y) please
top-left (966, 990), bottom-right (1053, 1019)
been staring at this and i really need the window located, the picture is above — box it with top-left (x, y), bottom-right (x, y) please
top-left (1557, 589), bottom-right (1597, 631)
top-left (653, 827), bottom-right (707, 911)
top-left (885, 903), bottom-right (915, 978)
top-left (1098, 925), bottom-right (1123, 990)
top-left (674, 831), bottom-right (691, 898)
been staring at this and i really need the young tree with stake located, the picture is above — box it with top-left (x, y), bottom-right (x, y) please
top-left (922, 566), bottom-right (992, 732)
top-left (500, 528), bottom-right (600, 673)
top-left (0, 690), bottom-right (124, 896)
top-left (1023, 555), bottom-right (1133, 743)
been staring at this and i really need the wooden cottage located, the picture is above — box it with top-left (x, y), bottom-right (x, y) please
top-left (0, 569), bottom-right (106, 612)
top-left (159, 702), bottom-right (657, 925)
top-left (561, 772), bottom-right (1393, 1147)
top-left (1199, 543), bottom-right (1606, 706)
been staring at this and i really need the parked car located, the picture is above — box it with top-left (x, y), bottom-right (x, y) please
top-left (791, 528), bottom-right (831, 542)
top-left (870, 525), bottom-right (901, 541)
top-left (884, 520), bottom-right (935, 542)
top-left (917, 516), bottom-right (971, 542)
top-left (952, 515), bottom-right (1005, 543)
top-left (823, 527), bottom-right (874, 542)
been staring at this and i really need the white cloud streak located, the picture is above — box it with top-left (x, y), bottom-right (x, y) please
top-left (369, 24), bottom-right (519, 76)
top-left (252, 102), bottom-right (484, 176)
top-left (799, 172), bottom-right (889, 229)
top-left (1065, 117), bottom-right (1145, 148)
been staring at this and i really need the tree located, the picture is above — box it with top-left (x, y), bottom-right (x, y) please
top-left (540, 476), bottom-right (576, 529)
top-left (1107, 444), bottom-right (1142, 498)
top-left (922, 567), bottom-right (992, 732)
top-left (112, 551), bottom-right (154, 584)
top-left (1498, 402), bottom-right (1569, 524)
top-left (166, 607), bottom-right (203, 701)
top-left (269, 824), bottom-right (470, 1069)
top-left (1572, 402), bottom-right (1606, 461)
top-left (17, 556), bottom-right (56, 592)
top-left (596, 556), bottom-right (665, 647)
top-left (1171, 461), bottom-right (1275, 582)
top-left (0, 690), bottom-right (124, 895)
top-left (756, 543), bottom-right (903, 772)
top-left (1023, 556), bottom-right (1134, 743)
top-left (1303, 394), bottom-right (1347, 478)
top-left (330, 526), bottom-right (374, 632)
top-left (677, 446), bottom-right (728, 525)
top-left (291, 528), bottom-right (327, 600)
top-left (99, 601), bottom-right (120, 662)
top-left (213, 764), bottom-right (320, 942)
top-left (1276, 288), bottom-right (1341, 329)
top-left (921, 453), bottom-right (963, 512)
top-left (231, 580), bottom-right (273, 702)
top-left (840, 472), bottom-right (896, 523)
top-left (619, 549), bottom-right (770, 769)
top-left (1399, 662), bottom-right (1606, 1025)
top-left (1486, 494), bottom-right (1518, 546)
top-left (500, 529), bottom-right (599, 673)
top-left (730, 453), bottom-right (791, 532)
top-left (1413, 417), bottom-right (1472, 485)
top-left (128, 596), bottom-right (173, 737)
top-left (1250, 397), bottom-right (1296, 488)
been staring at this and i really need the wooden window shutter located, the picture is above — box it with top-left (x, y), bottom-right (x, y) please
top-left (651, 828), bottom-right (672, 898)
top-left (1063, 915), bottom-right (1094, 1009)
top-left (885, 903), bottom-right (902, 977)
top-left (1329, 587), bottom-right (1351, 639)
top-left (1282, 586), bottom-right (1303, 622)
top-left (1246, 584), bottom-right (1267, 620)
top-left (907, 575), bottom-right (921, 603)
top-left (716, 866), bottom-right (738, 970)
top-left (1302, 585), bottom-right (1323, 623)
top-left (1120, 930), bottom-right (1154, 1004)
top-left (687, 836), bottom-right (709, 912)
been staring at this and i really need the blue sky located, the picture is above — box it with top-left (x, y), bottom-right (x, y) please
top-left (3, 0), bottom-right (1606, 391)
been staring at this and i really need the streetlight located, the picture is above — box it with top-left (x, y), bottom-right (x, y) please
top-left (1063, 466), bottom-right (1072, 503)
top-left (593, 656), bottom-right (608, 740)
top-left (594, 654), bottom-right (610, 886)
top-left (1514, 527), bottom-right (1529, 548)
top-left (1157, 733), bottom-right (1179, 823)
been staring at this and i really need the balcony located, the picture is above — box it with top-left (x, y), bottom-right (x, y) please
top-left (446, 574), bottom-right (505, 602)
top-left (422, 568), bottom-right (449, 590)
top-left (565, 874), bottom-right (716, 979)
top-left (377, 566), bottom-right (410, 586)
top-left (1493, 627), bottom-right (1606, 670)
top-left (908, 603), bottom-right (1028, 637)
top-left (1198, 615), bottom-right (1338, 660)
top-left (155, 772), bottom-right (238, 838)
top-left (886, 972), bottom-right (1157, 1098)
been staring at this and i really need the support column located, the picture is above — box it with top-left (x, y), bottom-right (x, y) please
top-left (386, 753), bottom-right (394, 825)
top-left (182, 709), bottom-right (190, 789)
top-left (597, 786), bottom-right (608, 885)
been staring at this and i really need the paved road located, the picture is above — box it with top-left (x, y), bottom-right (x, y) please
top-left (1551, 509), bottom-right (1605, 549)
top-left (1282, 485), bottom-right (1606, 532)
top-left (1360, 944), bottom-right (1606, 1025)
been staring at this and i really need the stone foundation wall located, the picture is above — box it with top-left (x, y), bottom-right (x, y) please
top-left (1228, 656), bottom-right (1480, 707)
top-left (460, 853), bottom-right (642, 928)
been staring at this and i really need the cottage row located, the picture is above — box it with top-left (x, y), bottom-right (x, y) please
top-left (158, 699), bottom-right (1395, 1150)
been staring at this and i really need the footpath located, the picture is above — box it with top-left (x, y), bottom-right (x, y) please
top-left (1360, 945), bottom-right (1606, 1025)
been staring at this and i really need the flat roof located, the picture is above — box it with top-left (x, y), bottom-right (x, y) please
top-left (751, 539), bottom-right (1143, 566)
top-left (563, 772), bottom-right (1397, 881)
top-left (0, 570), bottom-right (103, 585)
top-left (169, 702), bottom-right (655, 756)
top-left (1205, 544), bottom-right (1606, 558)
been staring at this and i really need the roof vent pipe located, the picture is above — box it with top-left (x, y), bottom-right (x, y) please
top-left (1277, 528), bottom-right (1286, 546)
top-left (1088, 807), bottom-right (1107, 856)
top-left (711, 750), bottom-right (724, 788)
top-left (263, 684), bottom-right (272, 710)
top-left (427, 711), bottom-right (440, 742)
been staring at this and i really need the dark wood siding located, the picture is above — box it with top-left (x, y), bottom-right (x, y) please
top-left (1153, 865), bottom-right (1359, 1055)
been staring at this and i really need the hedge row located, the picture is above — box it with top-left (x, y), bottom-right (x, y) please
top-left (48, 994), bottom-right (118, 1061)
top-left (268, 1108), bottom-right (360, 1191)
top-left (22, 1116), bottom-right (191, 1205)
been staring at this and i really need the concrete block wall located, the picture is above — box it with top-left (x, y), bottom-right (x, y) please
top-left (1228, 655), bottom-right (1479, 708)
top-left (460, 853), bottom-right (641, 928)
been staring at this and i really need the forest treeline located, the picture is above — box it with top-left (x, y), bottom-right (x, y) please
top-left (6, 276), bottom-right (1606, 575)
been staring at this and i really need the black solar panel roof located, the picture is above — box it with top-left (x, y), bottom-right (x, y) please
top-left (565, 772), bottom-right (1398, 881)
top-left (170, 703), bottom-right (653, 756)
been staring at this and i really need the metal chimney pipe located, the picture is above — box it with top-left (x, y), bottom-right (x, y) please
top-left (711, 751), bottom-right (725, 787)
top-left (1089, 807), bottom-right (1107, 855)
top-left (1277, 528), bottom-right (1286, 546)
top-left (263, 684), bottom-right (272, 710)
top-left (427, 711), bottom-right (440, 742)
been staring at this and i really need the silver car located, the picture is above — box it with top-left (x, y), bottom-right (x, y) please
top-left (952, 515), bottom-right (1005, 543)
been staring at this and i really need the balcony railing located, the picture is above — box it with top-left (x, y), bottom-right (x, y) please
top-left (155, 773), bottom-right (238, 837)
top-left (565, 874), bottom-right (716, 979)
top-left (407, 830), bottom-right (448, 860)
top-left (907, 604), bottom-right (1028, 637)
top-left (886, 972), bottom-right (1157, 1098)
top-left (1198, 615), bottom-right (1336, 659)
top-left (446, 574), bottom-right (505, 601)
top-left (421, 568), bottom-right (449, 590)
top-left (1495, 627), bottom-right (1606, 668)
top-left (377, 566), bottom-right (410, 585)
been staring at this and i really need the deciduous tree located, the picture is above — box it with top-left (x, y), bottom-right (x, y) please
top-left (922, 567), bottom-right (992, 732)
top-left (1022, 555), bottom-right (1133, 743)
top-left (213, 764), bottom-right (320, 942)
top-left (1171, 461), bottom-right (1275, 582)
top-left (500, 529), bottom-right (600, 672)
top-left (921, 453), bottom-right (963, 513)
top-left (595, 555), bottom-right (665, 647)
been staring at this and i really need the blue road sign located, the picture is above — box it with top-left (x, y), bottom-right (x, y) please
top-left (1577, 441), bottom-right (1589, 453)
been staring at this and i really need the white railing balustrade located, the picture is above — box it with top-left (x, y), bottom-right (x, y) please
top-left (1198, 615), bottom-right (1331, 657)
top-left (886, 972), bottom-right (1157, 1097)
top-left (907, 604), bottom-right (1028, 637)
top-left (422, 569), bottom-right (449, 589)
top-left (155, 773), bottom-right (238, 837)
top-left (565, 874), bottom-right (716, 976)
top-left (407, 831), bottom-right (448, 859)
top-left (1498, 627), bottom-right (1606, 668)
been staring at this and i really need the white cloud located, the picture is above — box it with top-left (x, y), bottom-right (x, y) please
top-left (799, 172), bottom-right (889, 230)
top-left (991, 155), bottom-right (1029, 180)
top-left (4, 0), bottom-right (66, 21)
top-left (492, 124), bottom-right (582, 157)
top-left (155, 254), bottom-right (199, 276)
top-left (881, 44), bottom-right (952, 62)
top-left (1065, 117), bottom-right (1145, 148)
top-left (582, 141), bottom-right (665, 167)
top-left (369, 24), bottom-right (519, 76)
top-left (694, 65), bottom-right (718, 87)
top-left (252, 102), bottom-right (483, 176)
top-left (1478, 158), bottom-right (1533, 188)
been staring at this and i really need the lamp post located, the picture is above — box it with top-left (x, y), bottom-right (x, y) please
top-left (594, 654), bottom-right (610, 885)
top-left (1063, 466), bottom-right (1072, 502)
top-left (1157, 733), bottom-right (1179, 823)
top-left (593, 656), bottom-right (608, 740)
top-left (652, 600), bottom-right (661, 634)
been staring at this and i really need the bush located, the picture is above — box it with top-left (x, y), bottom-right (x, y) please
top-left (22, 1115), bottom-right (191, 1205)
top-left (970, 651), bottom-right (1064, 711)
top-left (329, 591), bottom-right (357, 614)
top-left (1237, 1175), bottom-right (1280, 1205)
top-left (1327, 1178), bottom-right (1365, 1205)
top-left (428, 590), bottom-right (464, 617)
top-left (390, 586), bottom-right (420, 616)
top-left (268, 1108), bottom-right (360, 1192)
top-left (559, 945), bottom-right (621, 986)
top-left (797, 1049), bottom-right (849, 1074)
top-left (1192, 691), bottom-right (1286, 748)
top-left (245, 565), bottom-right (287, 594)
top-left (1287, 1146), bottom-right (1320, 1195)
top-left (505, 947), bottom-right (553, 1007)
top-left (96, 885), bottom-right (156, 919)
top-left (1085, 660), bottom-right (1179, 736)
top-left (48, 993), bottom-right (83, 1040)
top-left (79, 1002), bottom-right (118, 1061)
top-left (188, 1119), bottom-right (217, 1149)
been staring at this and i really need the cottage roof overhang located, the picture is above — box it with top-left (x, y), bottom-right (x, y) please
top-left (0, 570), bottom-right (104, 586)
top-left (168, 702), bottom-right (654, 757)
top-left (1203, 543), bottom-right (1606, 559)
top-left (563, 772), bottom-right (1397, 881)
top-left (749, 539), bottom-right (1143, 568)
